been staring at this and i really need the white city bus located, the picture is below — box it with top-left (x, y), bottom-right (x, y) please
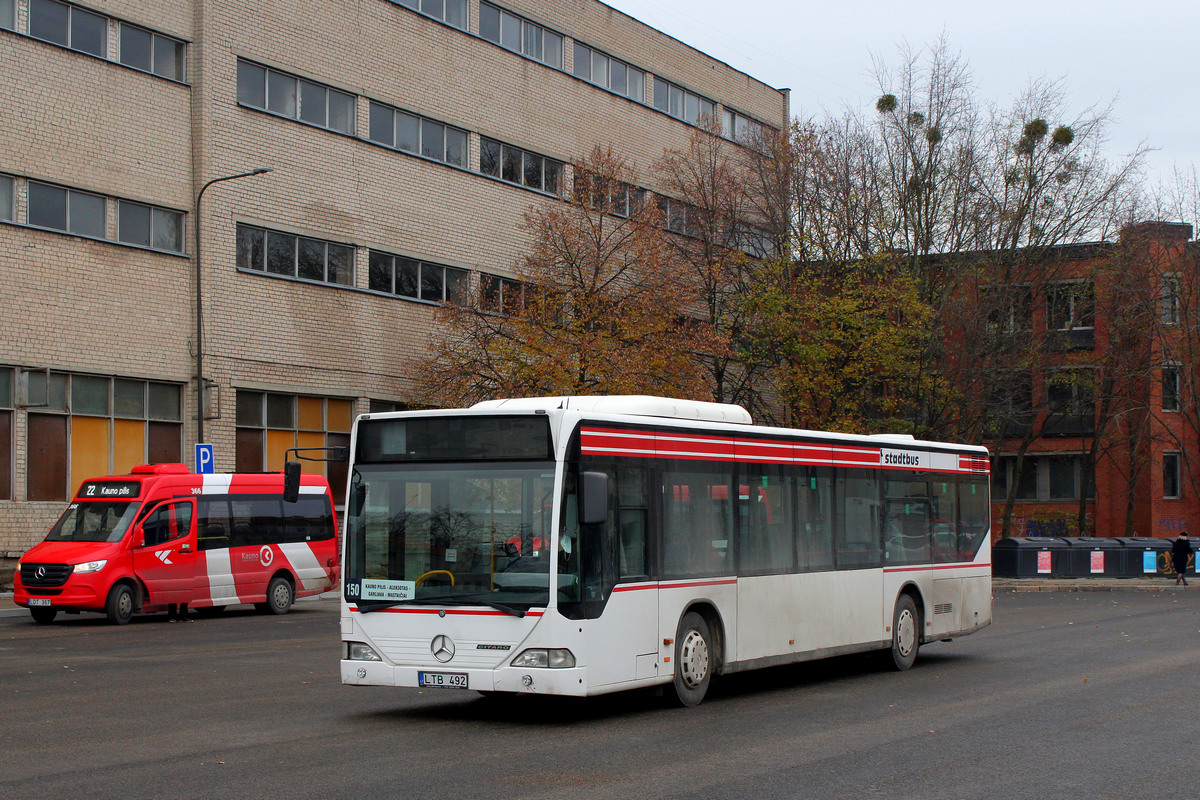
top-left (339, 396), bottom-right (991, 706)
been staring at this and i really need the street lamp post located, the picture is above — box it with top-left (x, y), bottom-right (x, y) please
top-left (194, 168), bottom-right (272, 446)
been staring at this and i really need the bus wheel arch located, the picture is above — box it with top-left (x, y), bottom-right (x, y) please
top-left (257, 572), bottom-right (295, 615)
top-left (889, 587), bottom-right (923, 671)
top-left (667, 603), bottom-right (724, 707)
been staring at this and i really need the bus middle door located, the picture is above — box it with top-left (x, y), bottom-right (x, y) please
top-left (132, 499), bottom-right (198, 607)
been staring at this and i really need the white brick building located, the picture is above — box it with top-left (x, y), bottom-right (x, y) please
top-left (0, 0), bottom-right (788, 556)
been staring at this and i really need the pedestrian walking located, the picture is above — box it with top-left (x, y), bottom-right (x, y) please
top-left (1172, 532), bottom-right (1193, 586)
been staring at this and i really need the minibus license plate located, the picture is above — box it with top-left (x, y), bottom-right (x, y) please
top-left (419, 671), bottom-right (467, 689)
top-left (28, 598), bottom-right (51, 607)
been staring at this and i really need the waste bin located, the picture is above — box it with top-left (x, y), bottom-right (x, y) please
top-left (1113, 537), bottom-right (1174, 577)
top-left (993, 537), bottom-right (1068, 578)
top-left (1058, 537), bottom-right (1123, 577)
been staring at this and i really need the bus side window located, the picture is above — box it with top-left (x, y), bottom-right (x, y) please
top-left (198, 497), bottom-right (232, 551)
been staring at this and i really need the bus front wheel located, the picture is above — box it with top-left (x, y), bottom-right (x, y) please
top-left (30, 606), bottom-right (57, 624)
top-left (106, 583), bottom-right (135, 625)
top-left (889, 594), bottom-right (920, 671)
top-left (668, 611), bottom-right (714, 707)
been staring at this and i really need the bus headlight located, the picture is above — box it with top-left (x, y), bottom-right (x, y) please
top-left (511, 648), bottom-right (576, 668)
top-left (72, 560), bottom-right (107, 574)
top-left (346, 642), bottom-right (382, 661)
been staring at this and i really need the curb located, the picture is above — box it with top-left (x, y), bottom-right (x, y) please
top-left (992, 579), bottom-right (1194, 593)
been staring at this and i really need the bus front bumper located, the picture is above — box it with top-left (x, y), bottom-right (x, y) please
top-left (340, 660), bottom-right (589, 697)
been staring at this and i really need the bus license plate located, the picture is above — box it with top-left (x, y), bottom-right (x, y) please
top-left (419, 671), bottom-right (468, 689)
top-left (28, 598), bottom-right (51, 606)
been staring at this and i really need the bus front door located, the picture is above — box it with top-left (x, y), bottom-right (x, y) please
top-left (131, 499), bottom-right (198, 607)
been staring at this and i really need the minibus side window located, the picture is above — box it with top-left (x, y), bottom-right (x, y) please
top-left (198, 497), bottom-right (232, 551)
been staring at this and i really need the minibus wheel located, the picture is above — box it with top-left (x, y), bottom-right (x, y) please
top-left (889, 594), bottom-right (920, 670)
top-left (30, 607), bottom-right (57, 624)
top-left (258, 575), bottom-right (293, 615)
top-left (667, 611), bottom-right (713, 707)
top-left (106, 583), bottom-right (135, 625)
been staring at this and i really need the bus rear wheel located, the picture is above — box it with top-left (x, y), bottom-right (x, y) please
top-left (668, 611), bottom-right (714, 707)
top-left (889, 594), bottom-right (920, 671)
top-left (30, 607), bottom-right (57, 624)
top-left (257, 576), bottom-right (293, 615)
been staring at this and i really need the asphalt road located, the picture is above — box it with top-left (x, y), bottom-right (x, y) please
top-left (2, 592), bottom-right (1199, 800)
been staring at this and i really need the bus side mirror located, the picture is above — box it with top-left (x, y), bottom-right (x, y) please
top-left (283, 461), bottom-right (301, 503)
top-left (580, 471), bottom-right (608, 526)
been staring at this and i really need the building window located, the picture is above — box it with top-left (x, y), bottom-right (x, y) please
top-left (1044, 369), bottom-right (1095, 437)
top-left (479, 137), bottom-right (562, 195)
top-left (116, 200), bottom-right (184, 252)
top-left (0, 367), bottom-right (11, 500)
top-left (722, 109), bottom-right (767, 145)
top-left (1046, 281), bottom-right (1095, 350)
top-left (367, 102), bottom-right (468, 167)
top-left (982, 285), bottom-right (1033, 336)
top-left (30, 0), bottom-right (107, 57)
top-left (1164, 452), bottom-right (1181, 499)
top-left (479, 2), bottom-right (562, 68)
top-left (236, 60), bottom-right (355, 135)
top-left (1162, 273), bottom-right (1181, 325)
top-left (368, 251), bottom-right (468, 304)
top-left (1, 0), bottom-right (14, 31)
top-left (571, 41), bottom-right (643, 102)
top-left (993, 454), bottom-right (1093, 502)
top-left (25, 371), bottom-right (182, 502)
top-left (656, 195), bottom-right (698, 236)
top-left (28, 181), bottom-right (106, 238)
top-left (389, 0), bottom-right (467, 29)
top-left (652, 77), bottom-right (715, 126)
top-left (0, 175), bottom-right (12, 221)
top-left (573, 171), bottom-right (643, 218)
top-left (235, 391), bottom-right (352, 500)
top-left (480, 273), bottom-right (524, 314)
top-left (1163, 365), bottom-right (1181, 412)
top-left (118, 22), bottom-right (185, 81)
top-left (236, 224), bottom-right (355, 287)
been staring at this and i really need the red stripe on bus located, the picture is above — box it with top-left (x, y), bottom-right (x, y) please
top-left (883, 563), bottom-right (992, 573)
top-left (582, 427), bottom-right (984, 474)
top-left (659, 578), bottom-right (739, 589)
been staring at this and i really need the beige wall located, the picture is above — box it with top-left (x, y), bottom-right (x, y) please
top-left (0, 0), bottom-right (788, 554)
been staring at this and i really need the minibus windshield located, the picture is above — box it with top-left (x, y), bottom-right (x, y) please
top-left (45, 501), bottom-right (140, 543)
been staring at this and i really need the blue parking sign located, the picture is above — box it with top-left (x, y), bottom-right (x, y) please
top-left (196, 443), bottom-right (214, 474)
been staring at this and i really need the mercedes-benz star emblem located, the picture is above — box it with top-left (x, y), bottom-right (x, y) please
top-left (35, 566), bottom-right (46, 580)
top-left (431, 634), bottom-right (455, 663)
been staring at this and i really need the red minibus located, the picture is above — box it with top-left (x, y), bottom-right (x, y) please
top-left (14, 463), bottom-right (339, 624)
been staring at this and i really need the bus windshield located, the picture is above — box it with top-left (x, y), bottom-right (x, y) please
top-left (45, 501), bottom-right (140, 544)
top-left (344, 462), bottom-right (557, 611)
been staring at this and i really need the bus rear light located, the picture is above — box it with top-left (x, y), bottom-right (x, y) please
top-left (347, 642), bottom-right (382, 661)
top-left (511, 648), bottom-right (576, 668)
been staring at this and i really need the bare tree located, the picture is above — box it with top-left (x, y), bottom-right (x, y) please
top-left (411, 147), bottom-right (723, 407)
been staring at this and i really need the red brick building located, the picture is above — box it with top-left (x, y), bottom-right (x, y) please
top-left (983, 221), bottom-right (1199, 541)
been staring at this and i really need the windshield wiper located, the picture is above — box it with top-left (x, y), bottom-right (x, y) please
top-left (355, 592), bottom-right (528, 617)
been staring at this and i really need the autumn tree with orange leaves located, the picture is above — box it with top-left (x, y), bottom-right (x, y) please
top-left (412, 147), bottom-right (725, 407)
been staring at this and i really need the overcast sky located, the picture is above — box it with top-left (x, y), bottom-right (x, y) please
top-left (603, 0), bottom-right (1195, 192)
